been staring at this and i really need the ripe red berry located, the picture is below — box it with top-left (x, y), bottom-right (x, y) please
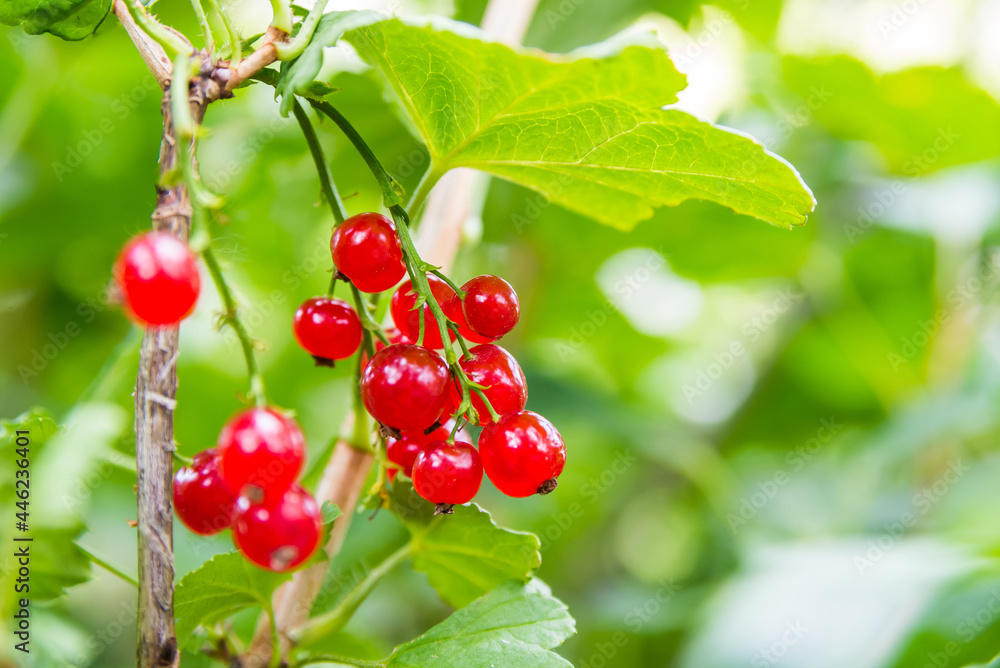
top-left (360, 344), bottom-right (449, 431)
top-left (293, 297), bottom-right (363, 364)
top-left (444, 344), bottom-right (527, 426)
top-left (444, 296), bottom-right (495, 344)
top-left (331, 212), bottom-right (406, 293)
top-left (232, 484), bottom-right (322, 572)
top-left (390, 276), bottom-right (456, 349)
top-left (217, 407), bottom-right (306, 499)
top-left (360, 326), bottom-right (409, 371)
top-left (479, 410), bottom-right (565, 498)
top-left (386, 421), bottom-right (468, 480)
top-left (411, 440), bottom-right (483, 510)
top-left (114, 231), bottom-right (200, 326)
top-left (173, 449), bottom-right (236, 535)
top-left (460, 275), bottom-right (519, 339)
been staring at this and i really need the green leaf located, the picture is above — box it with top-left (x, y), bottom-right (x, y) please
top-left (389, 482), bottom-right (541, 608)
top-left (0, 0), bottom-right (113, 40)
top-left (276, 10), bottom-right (384, 116)
top-left (174, 552), bottom-right (292, 645)
top-left (782, 56), bottom-right (1000, 175)
top-left (964, 654), bottom-right (1000, 668)
top-left (345, 17), bottom-right (815, 230)
top-left (386, 579), bottom-right (575, 668)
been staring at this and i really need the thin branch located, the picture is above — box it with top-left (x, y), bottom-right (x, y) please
top-left (189, 0), bottom-right (216, 54)
top-left (290, 543), bottom-right (411, 646)
top-left (202, 245), bottom-right (268, 406)
top-left (274, 0), bottom-right (329, 60)
top-left (207, 0), bottom-right (242, 65)
top-left (79, 545), bottom-right (139, 588)
top-left (224, 26), bottom-right (285, 93)
top-left (113, 0), bottom-right (172, 87)
top-left (292, 99), bottom-right (347, 224)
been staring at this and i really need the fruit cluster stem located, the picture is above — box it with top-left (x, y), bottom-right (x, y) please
top-left (201, 246), bottom-right (268, 406)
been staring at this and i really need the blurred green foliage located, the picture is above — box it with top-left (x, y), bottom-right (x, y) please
top-left (3, 0), bottom-right (1000, 667)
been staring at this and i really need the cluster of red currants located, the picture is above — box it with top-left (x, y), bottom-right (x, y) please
top-left (172, 407), bottom-right (322, 572)
top-left (293, 212), bottom-right (566, 513)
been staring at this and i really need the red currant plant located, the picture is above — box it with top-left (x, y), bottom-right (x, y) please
top-left (2, 0), bottom-right (815, 667)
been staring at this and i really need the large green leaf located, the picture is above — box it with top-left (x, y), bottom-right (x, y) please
top-left (344, 17), bottom-right (814, 230)
top-left (0, 0), bottom-right (112, 40)
top-left (385, 579), bottom-right (575, 668)
top-left (275, 10), bottom-right (384, 115)
top-left (174, 552), bottom-right (291, 645)
top-left (965, 654), bottom-right (1000, 668)
top-left (782, 56), bottom-right (1000, 175)
top-left (389, 482), bottom-right (541, 608)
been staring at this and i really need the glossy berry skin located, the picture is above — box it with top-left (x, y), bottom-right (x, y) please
top-left (461, 275), bottom-right (520, 339)
top-left (359, 326), bottom-right (409, 371)
top-left (479, 410), bottom-right (565, 498)
top-left (360, 344), bottom-right (449, 431)
top-left (444, 345), bottom-right (527, 426)
top-left (232, 484), bottom-right (321, 572)
top-left (217, 408), bottom-right (306, 499)
top-left (293, 297), bottom-right (363, 363)
top-left (412, 440), bottom-right (483, 506)
top-left (173, 449), bottom-right (236, 535)
top-left (390, 276), bottom-right (456, 349)
top-left (444, 296), bottom-right (495, 344)
top-left (331, 212), bottom-right (406, 293)
top-left (385, 421), bottom-right (468, 480)
top-left (115, 231), bottom-right (200, 326)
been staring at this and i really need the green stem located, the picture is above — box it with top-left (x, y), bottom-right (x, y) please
top-left (202, 246), bottom-right (267, 406)
top-left (189, 0), bottom-right (216, 53)
top-left (123, 0), bottom-right (193, 58)
top-left (269, 0), bottom-right (293, 34)
top-left (309, 101), bottom-right (403, 208)
top-left (292, 99), bottom-right (346, 225)
top-left (274, 0), bottom-right (329, 60)
top-left (350, 283), bottom-right (377, 361)
top-left (430, 269), bottom-right (464, 298)
top-left (290, 543), bottom-right (411, 647)
top-left (207, 0), bottom-right (242, 65)
top-left (79, 546), bottom-right (138, 588)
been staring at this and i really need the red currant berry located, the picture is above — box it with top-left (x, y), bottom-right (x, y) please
top-left (385, 421), bottom-right (467, 480)
top-left (331, 212), bottom-right (406, 293)
top-left (479, 410), bottom-right (565, 498)
top-left (293, 297), bottom-right (363, 365)
top-left (444, 345), bottom-right (527, 426)
top-left (232, 484), bottom-right (322, 572)
top-left (173, 448), bottom-right (237, 535)
top-left (360, 326), bottom-right (409, 371)
top-left (444, 296), bottom-right (495, 344)
top-left (360, 344), bottom-right (449, 431)
top-left (390, 276), bottom-right (456, 349)
top-left (114, 231), bottom-right (200, 326)
top-left (460, 275), bottom-right (519, 339)
top-left (411, 440), bottom-right (483, 511)
top-left (217, 407), bottom-right (305, 499)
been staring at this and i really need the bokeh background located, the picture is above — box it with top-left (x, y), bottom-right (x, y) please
top-left (4, 0), bottom-right (1000, 666)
